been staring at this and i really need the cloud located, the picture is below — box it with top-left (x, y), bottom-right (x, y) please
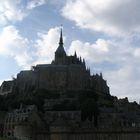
top-left (62, 0), bottom-right (140, 36)
top-left (33, 27), bottom-right (61, 64)
top-left (0, 0), bottom-right (48, 26)
top-left (68, 38), bottom-right (133, 65)
top-left (0, 26), bottom-right (63, 68)
top-left (0, 26), bottom-right (32, 68)
top-left (0, 0), bottom-right (26, 25)
top-left (105, 65), bottom-right (140, 102)
top-left (68, 39), bottom-right (109, 62)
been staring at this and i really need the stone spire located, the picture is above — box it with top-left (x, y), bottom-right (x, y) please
top-left (54, 26), bottom-right (66, 64)
top-left (100, 72), bottom-right (103, 79)
top-left (83, 58), bottom-right (85, 66)
top-left (59, 26), bottom-right (63, 46)
top-left (79, 57), bottom-right (82, 62)
top-left (57, 26), bottom-right (65, 50)
top-left (55, 26), bottom-right (66, 54)
top-left (74, 51), bottom-right (77, 57)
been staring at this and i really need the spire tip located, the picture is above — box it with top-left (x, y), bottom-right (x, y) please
top-left (59, 25), bottom-right (63, 45)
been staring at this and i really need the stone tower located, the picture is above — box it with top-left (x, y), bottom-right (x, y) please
top-left (54, 28), bottom-right (67, 65)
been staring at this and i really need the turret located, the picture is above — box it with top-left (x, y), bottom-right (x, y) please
top-left (87, 67), bottom-right (90, 75)
top-left (82, 58), bottom-right (86, 68)
top-left (79, 57), bottom-right (82, 63)
top-left (74, 51), bottom-right (77, 58)
top-left (100, 72), bottom-right (103, 79)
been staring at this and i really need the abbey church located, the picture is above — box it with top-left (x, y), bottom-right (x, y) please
top-left (11, 28), bottom-right (109, 95)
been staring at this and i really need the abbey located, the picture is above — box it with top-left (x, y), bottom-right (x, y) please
top-left (6, 28), bottom-right (109, 95)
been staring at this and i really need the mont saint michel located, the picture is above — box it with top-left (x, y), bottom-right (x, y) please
top-left (0, 29), bottom-right (140, 140)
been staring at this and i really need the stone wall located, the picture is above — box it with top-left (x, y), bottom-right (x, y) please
top-left (50, 129), bottom-right (140, 140)
top-left (37, 128), bottom-right (140, 140)
top-left (14, 124), bottom-right (35, 140)
top-left (36, 64), bottom-right (89, 91)
top-left (0, 81), bottom-right (13, 95)
top-left (44, 111), bottom-right (81, 124)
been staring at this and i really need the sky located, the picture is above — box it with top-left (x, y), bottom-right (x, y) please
top-left (0, 0), bottom-right (140, 102)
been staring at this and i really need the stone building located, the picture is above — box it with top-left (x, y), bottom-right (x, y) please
top-left (0, 80), bottom-right (14, 95)
top-left (4, 105), bottom-right (45, 140)
top-left (44, 111), bottom-right (81, 125)
top-left (1, 28), bottom-right (140, 140)
top-left (44, 98), bottom-right (77, 110)
top-left (0, 28), bottom-right (109, 97)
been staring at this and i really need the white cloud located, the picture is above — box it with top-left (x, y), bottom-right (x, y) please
top-left (0, 26), bottom-right (32, 68)
top-left (62, 0), bottom-right (140, 36)
top-left (134, 48), bottom-right (140, 57)
top-left (68, 39), bottom-right (109, 62)
top-left (33, 27), bottom-right (61, 64)
top-left (0, 0), bottom-right (48, 25)
top-left (0, 26), bottom-right (63, 68)
top-left (105, 65), bottom-right (140, 102)
top-left (0, 0), bottom-right (26, 25)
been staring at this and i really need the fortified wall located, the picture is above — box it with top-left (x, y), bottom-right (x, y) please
top-left (37, 128), bottom-right (140, 140)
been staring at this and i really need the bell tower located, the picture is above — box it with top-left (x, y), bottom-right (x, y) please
top-left (54, 27), bottom-right (67, 65)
